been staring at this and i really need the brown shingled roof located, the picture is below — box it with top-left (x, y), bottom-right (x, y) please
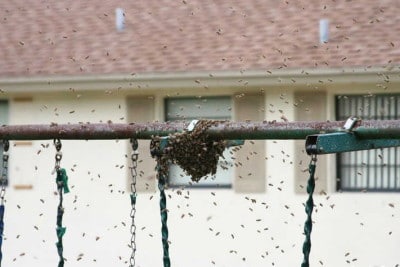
top-left (1, 0), bottom-right (400, 77)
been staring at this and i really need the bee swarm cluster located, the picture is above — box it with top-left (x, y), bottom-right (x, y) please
top-left (159, 120), bottom-right (226, 182)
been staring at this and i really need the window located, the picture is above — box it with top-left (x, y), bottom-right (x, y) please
top-left (0, 100), bottom-right (8, 186)
top-left (336, 94), bottom-right (400, 191)
top-left (165, 96), bottom-right (233, 188)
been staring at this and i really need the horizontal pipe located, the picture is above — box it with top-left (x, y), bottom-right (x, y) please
top-left (0, 120), bottom-right (399, 141)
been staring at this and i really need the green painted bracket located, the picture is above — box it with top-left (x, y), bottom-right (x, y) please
top-left (225, 139), bottom-right (245, 147)
top-left (150, 136), bottom-right (169, 158)
top-left (159, 136), bottom-right (169, 150)
top-left (305, 132), bottom-right (400, 155)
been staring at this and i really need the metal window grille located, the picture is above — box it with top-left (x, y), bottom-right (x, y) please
top-left (336, 94), bottom-right (400, 192)
top-left (165, 96), bottom-right (233, 188)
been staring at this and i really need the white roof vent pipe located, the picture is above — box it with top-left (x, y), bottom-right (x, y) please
top-left (116, 8), bottom-right (125, 32)
top-left (319, 19), bottom-right (329, 43)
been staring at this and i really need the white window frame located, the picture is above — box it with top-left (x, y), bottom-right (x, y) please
top-left (165, 96), bottom-right (233, 188)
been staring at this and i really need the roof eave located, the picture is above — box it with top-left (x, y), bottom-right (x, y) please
top-left (0, 66), bottom-right (399, 93)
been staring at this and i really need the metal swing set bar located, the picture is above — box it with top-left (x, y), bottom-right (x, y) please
top-left (0, 119), bottom-right (399, 141)
top-left (0, 120), bottom-right (397, 267)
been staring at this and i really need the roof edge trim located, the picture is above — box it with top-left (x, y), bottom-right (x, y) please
top-left (0, 66), bottom-right (399, 92)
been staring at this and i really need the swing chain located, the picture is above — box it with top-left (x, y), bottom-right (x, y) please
top-left (129, 138), bottom-right (139, 267)
top-left (310, 153), bottom-right (317, 165)
top-left (0, 140), bottom-right (7, 267)
top-left (150, 138), bottom-right (171, 267)
top-left (53, 139), bottom-right (62, 174)
top-left (53, 139), bottom-right (70, 267)
top-left (301, 153), bottom-right (317, 267)
top-left (0, 140), bottom-right (9, 205)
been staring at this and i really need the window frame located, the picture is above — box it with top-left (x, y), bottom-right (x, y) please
top-left (164, 96), bottom-right (234, 188)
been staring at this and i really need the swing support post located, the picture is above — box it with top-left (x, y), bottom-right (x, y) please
top-left (0, 119), bottom-right (400, 140)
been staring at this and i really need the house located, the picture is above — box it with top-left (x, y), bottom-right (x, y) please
top-left (0, 1), bottom-right (399, 266)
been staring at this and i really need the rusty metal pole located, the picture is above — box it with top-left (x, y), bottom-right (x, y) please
top-left (0, 120), bottom-right (399, 140)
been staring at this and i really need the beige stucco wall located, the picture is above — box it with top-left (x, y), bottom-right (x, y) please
top-left (1, 75), bottom-right (400, 266)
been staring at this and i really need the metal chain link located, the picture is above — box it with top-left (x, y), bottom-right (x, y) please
top-left (53, 138), bottom-right (68, 267)
top-left (0, 140), bottom-right (9, 266)
top-left (53, 139), bottom-right (62, 174)
top-left (157, 166), bottom-right (170, 267)
top-left (129, 138), bottom-right (139, 267)
top-left (150, 138), bottom-right (171, 267)
top-left (0, 140), bottom-right (9, 205)
top-left (301, 154), bottom-right (317, 267)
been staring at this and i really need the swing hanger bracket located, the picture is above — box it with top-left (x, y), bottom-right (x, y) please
top-left (342, 116), bottom-right (359, 131)
top-left (186, 119), bottom-right (199, 132)
top-left (305, 116), bottom-right (400, 155)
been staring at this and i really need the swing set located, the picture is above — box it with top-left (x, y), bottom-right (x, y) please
top-left (0, 117), bottom-right (399, 267)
